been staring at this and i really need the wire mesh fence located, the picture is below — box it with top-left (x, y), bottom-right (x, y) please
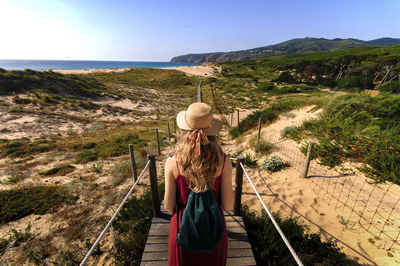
top-left (257, 130), bottom-right (400, 249)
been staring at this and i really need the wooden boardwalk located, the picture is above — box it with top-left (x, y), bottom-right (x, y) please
top-left (140, 209), bottom-right (256, 265)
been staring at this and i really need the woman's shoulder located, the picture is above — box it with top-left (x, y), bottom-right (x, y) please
top-left (165, 155), bottom-right (179, 179)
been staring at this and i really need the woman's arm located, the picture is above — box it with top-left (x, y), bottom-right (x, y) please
top-left (220, 156), bottom-right (234, 210)
top-left (164, 157), bottom-right (176, 214)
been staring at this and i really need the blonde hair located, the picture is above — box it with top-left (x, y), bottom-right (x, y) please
top-left (175, 130), bottom-right (223, 193)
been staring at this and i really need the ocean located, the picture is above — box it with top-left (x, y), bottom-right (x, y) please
top-left (0, 60), bottom-right (197, 70)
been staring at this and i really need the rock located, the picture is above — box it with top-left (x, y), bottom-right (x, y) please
top-left (7, 241), bottom-right (16, 249)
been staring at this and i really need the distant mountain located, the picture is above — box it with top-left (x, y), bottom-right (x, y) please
top-left (170, 37), bottom-right (400, 63)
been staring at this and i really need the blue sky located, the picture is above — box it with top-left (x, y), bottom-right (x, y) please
top-left (0, 0), bottom-right (399, 61)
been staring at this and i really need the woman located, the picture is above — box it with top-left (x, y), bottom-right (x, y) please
top-left (164, 102), bottom-right (234, 266)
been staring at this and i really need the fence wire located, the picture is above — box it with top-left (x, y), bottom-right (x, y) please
top-left (256, 130), bottom-right (400, 249)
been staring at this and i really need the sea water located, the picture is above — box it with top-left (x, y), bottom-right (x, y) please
top-left (0, 60), bottom-right (197, 70)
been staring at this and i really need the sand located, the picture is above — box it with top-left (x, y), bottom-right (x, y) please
top-left (219, 105), bottom-right (400, 265)
top-left (44, 65), bottom-right (221, 77)
top-left (48, 67), bottom-right (133, 74)
top-left (166, 65), bottom-right (221, 77)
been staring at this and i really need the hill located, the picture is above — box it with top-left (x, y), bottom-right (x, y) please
top-left (170, 37), bottom-right (400, 63)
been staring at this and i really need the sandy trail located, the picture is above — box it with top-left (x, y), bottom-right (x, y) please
top-left (219, 105), bottom-right (400, 265)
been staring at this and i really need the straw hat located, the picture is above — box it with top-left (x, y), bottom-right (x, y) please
top-left (176, 103), bottom-right (223, 136)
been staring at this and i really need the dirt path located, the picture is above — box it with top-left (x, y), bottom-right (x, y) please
top-left (219, 106), bottom-right (400, 265)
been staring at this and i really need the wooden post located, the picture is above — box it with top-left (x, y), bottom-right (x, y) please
top-left (128, 144), bottom-right (137, 181)
top-left (230, 112), bottom-right (233, 127)
top-left (257, 117), bottom-right (262, 145)
top-left (301, 142), bottom-right (314, 178)
top-left (237, 110), bottom-right (240, 132)
top-left (234, 155), bottom-right (245, 216)
top-left (155, 129), bottom-right (161, 156)
top-left (167, 122), bottom-right (171, 141)
top-left (148, 154), bottom-right (161, 217)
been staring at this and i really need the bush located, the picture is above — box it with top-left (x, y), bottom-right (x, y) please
top-left (0, 186), bottom-right (77, 223)
top-left (281, 126), bottom-right (300, 139)
top-left (1, 138), bottom-right (55, 158)
top-left (273, 71), bottom-right (298, 84)
top-left (295, 93), bottom-right (400, 184)
top-left (112, 160), bottom-right (132, 186)
top-left (336, 76), bottom-right (373, 91)
top-left (112, 183), bottom-right (165, 264)
top-left (377, 80), bottom-right (400, 93)
top-left (262, 155), bottom-right (288, 172)
top-left (75, 150), bottom-right (99, 164)
top-left (40, 165), bottom-right (75, 176)
top-left (248, 136), bottom-right (273, 154)
top-left (229, 98), bottom-right (308, 137)
top-left (242, 206), bottom-right (354, 265)
top-left (255, 82), bottom-right (275, 92)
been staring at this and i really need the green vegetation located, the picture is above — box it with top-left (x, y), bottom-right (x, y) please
top-left (0, 69), bottom-right (105, 97)
top-left (248, 135), bottom-right (274, 155)
top-left (290, 93), bottom-right (400, 184)
top-left (228, 148), bottom-right (258, 167)
top-left (0, 186), bottom-right (78, 223)
top-left (40, 165), bottom-right (75, 176)
top-left (0, 138), bottom-right (56, 158)
top-left (91, 68), bottom-right (199, 99)
top-left (262, 155), bottom-right (289, 173)
top-left (229, 98), bottom-right (310, 137)
top-left (378, 80), bottom-right (400, 93)
top-left (112, 183), bottom-right (165, 265)
top-left (242, 206), bottom-right (354, 265)
top-left (112, 160), bottom-right (132, 186)
top-left (171, 37), bottom-right (400, 63)
top-left (0, 223), bottom-right (32, 255)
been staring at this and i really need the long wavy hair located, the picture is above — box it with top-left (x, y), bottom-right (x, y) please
top-left (175, 130), bottom-right (223, 193)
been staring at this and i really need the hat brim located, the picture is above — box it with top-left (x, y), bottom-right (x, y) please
top-left (176, 111), bottom-right (223, 136)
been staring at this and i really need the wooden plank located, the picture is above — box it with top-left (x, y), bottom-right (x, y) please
top-left (143, 243), bottom-right (169, 252)
top-left (141, 251), bottom-right (169, 262)
top-left (228, 248), bottom-right (254, 258)
top-left (140, 260), bottom-right (168, 266)
top-left (226, 257), bottom-right (257, 265)
top-left (141, 211), bottom-right (256, 266)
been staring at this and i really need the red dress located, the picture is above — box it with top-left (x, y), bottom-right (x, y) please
top-left (168, 166), bottom-right (228, 266)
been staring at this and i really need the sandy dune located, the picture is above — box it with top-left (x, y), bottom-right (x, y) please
top-left (167, 65), bottom-right (221, 77)
top-left (220, 106), bottom-right (400, 265)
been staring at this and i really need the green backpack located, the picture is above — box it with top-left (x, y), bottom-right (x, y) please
top-left (176, 189), bottom-right (225, 253)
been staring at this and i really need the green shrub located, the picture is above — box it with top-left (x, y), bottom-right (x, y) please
top-left (262, 155), bottom-right (288, 172)
top-left (112, 183), bottom-right (165, 264)
top-left (281, 126), bottom-right (300, 139)
top-left (98, 133), bottom-right (144, 158)
top-left (1, 138), bottom-right (55, 158)
top-left (90, 161), bottom-right (103, 173)
top-left (112, 160), bottom-right (132, 186)
top-left (249, 136), bottom-right (274, 154)
top-left (295, 93), bottom-right (400, 184)
top-left (242, 206), bottom-right (354, 265)
top-left (336, 76), bottom-right (373, 91)
top-left (255, 82), bottom-right (275, 92)
top-left (40, 165), bottom-right (75, 176)
top-left (75, 150), bottom-right (99, 164)
top-left (377, 80), bottom-right (400, 93)
top-left (0, 186), bottom-right (77, 223)
top-left (273, 71), bottom-right (298, 84)
top-left (229, 98), bottom-right (308, 137)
